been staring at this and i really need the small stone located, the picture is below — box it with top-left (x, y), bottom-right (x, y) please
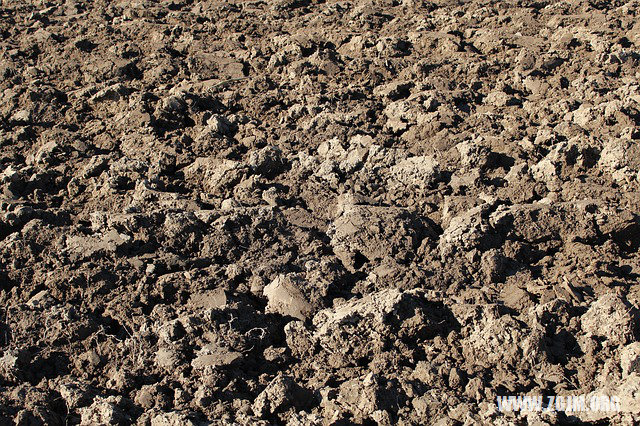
top-left (145, 263), bottom-right (156, 275)
top-left (221, 198), bottom-right (241, 210)
top-left (206, 114), bottom-right (233, 135)
top-left (448, 367), bottom-right (463, 389)
top-left (26, 290), bottom-right (56, 310)
top-left (191, 345), bottom-right (242, 370)
top-left (10, 109), bottom-right (31, 123)
top-left (188, 288), bottom-right (227, 309)
top-left (263, 274), bottom-right (312, 320)
top-left (263, 346), bottom-right (288, 363)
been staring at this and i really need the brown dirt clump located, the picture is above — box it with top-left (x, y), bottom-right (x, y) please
top-left (1, 0), bottom-right (640, 424)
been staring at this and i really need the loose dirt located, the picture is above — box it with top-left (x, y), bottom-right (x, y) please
top-left (1, 0), bottom-right (640, 424)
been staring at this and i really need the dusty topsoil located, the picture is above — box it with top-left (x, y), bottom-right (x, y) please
top-left (1, 0), bottom-right (640, 424)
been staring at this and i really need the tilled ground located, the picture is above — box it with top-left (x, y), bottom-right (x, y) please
top-left (1, 0), bottom-right (640, 424)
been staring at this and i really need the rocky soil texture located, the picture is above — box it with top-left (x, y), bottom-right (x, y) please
top-left (1, 0), bottom-right (640, 424)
